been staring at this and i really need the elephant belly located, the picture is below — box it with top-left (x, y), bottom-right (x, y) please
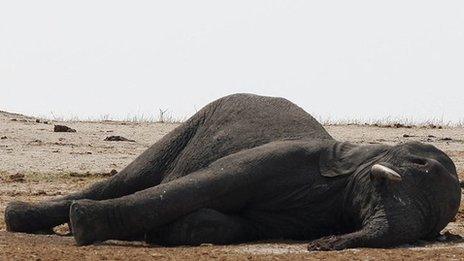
top-left (241, 207), bottom-right (344, 240)
top-left (236, 174), bottom-right (346, 240)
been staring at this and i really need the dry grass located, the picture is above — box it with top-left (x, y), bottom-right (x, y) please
top-left (42, 114), bottom-right (464, 128)
top-left (5, 108), bottom-right (463, 127)
top-left (41, 109), bottom-right (185, 124)
top-left (318, 116), bottom-right (464, 128)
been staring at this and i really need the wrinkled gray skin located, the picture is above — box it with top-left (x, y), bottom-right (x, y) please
top-left (5, 94), bottom-right (461, 250)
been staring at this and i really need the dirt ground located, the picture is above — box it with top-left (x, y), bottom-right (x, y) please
top-left (1, 110), bottom-right (463, 260)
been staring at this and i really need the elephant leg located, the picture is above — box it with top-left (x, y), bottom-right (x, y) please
top-left (145, 208), bottom-right (256, 246)
top-left (67, 170), bottom-right (252, 246)
top-left (5, 115), bottom-right (204, 233)
top-left (67, 142), bottom-right (292, 245)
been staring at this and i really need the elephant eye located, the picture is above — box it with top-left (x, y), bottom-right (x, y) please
top-left (410, 158), bottom-right (427, 166)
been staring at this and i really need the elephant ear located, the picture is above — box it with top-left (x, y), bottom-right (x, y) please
top-left (319, 142), bottom-right (385, 177)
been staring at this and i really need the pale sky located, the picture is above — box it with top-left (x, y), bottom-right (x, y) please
top-left (1, 1), bottom-right (463, 123)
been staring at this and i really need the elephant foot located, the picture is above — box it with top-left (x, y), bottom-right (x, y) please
top-left (5, 201), bottom-right (59, 233)
top-left (69, 200), bottom-right (111, 246)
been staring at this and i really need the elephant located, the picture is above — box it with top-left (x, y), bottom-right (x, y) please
top-left (4, 93), bottom-right (461, 250)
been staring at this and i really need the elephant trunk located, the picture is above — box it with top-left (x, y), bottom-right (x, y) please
top-left (341, 172), bottom-right (430, 248)
top-left (361, 207), bottom-right (424, 247)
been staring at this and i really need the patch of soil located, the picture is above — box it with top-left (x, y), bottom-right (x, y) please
top-left (104, 135), bottom-right (135, 142)
top-left (2, 232), bottom-right (464, 260)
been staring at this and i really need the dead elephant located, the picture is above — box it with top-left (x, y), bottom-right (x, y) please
top-left (5, 94), bottom-right (461, 250)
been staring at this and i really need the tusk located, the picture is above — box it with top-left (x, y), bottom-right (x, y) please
top-left (371, 164), bottom-right (402, 182)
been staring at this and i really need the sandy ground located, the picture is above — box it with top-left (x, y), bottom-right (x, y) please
top-left (1, 110), bottom-right (463, 260)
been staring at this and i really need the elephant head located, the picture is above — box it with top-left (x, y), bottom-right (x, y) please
top-left (313, 141), bottom-right (461, 250)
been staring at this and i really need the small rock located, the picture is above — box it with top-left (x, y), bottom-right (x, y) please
top-left (32, 190), bottom-right (47, 196)
top-left (402, 134), bottom-right (413, 138)
top-left (9, 173), bottom-right (25, 182)
top-left (70, 172), bottom-right (91, 178)
top-left (104, 135), bottom-right (135, 142)
top-left (54, 125), bottom-right (76, 133)
top-left (35, 119), bottom-right (41, 123)
top-left (427, 135), bottom-right (436, 138)
top-left (440, 137), bottom-right (452, 141)
top-left (99, 169), bottom-right (118, 177)
top-left (427, 124), bottom-right (444, 129)
top-left (0, 136), bottom-right (7, 139)
top-left (28, 139), bottom-right (43, 145)
top-left (393, 123), bottom-right (412, 128)
top-left (10, 118), bottom-right (17, 121)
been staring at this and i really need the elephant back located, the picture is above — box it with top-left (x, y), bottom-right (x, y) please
top-left (163, 93), bottom-right (333, 181)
